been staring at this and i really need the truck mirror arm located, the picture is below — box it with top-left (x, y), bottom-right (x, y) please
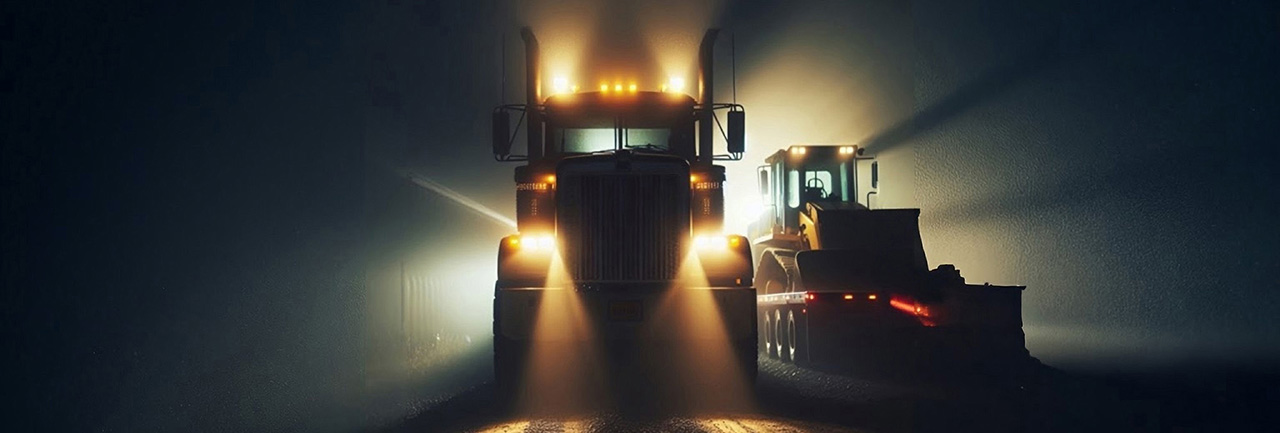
top-left (698, 103), bottom-right (747, 161)
top-left (492, 104), bottom-right (538, 162)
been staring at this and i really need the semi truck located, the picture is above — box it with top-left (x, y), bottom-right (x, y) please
top-left (490, 28), bottom-right (757, 393)
top-left (749, 145), bottom-right (1028, 372)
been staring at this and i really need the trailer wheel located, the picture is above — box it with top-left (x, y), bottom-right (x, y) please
top-left (776, 309), bottom-right (792, 363)
top-left (788, 311), bottom-right (808, 366)
top-left (783, 311), bottom-right (793, 361)
top-left (764, 311), bottom-right (777, 358)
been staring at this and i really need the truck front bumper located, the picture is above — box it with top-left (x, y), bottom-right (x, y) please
top-left (494, 285), bottom-right (757, 343)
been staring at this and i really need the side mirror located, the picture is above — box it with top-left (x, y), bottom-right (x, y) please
top-left (492, 110), bottom-right (511, 157)
top-left (870, 161), bottom-right (879, 189)
top-left (727, 110), bottom-right (745, 154)
top-left (757, 168), bottom-right (769, 196)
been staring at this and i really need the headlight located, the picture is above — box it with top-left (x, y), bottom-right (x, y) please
top-left (512, 234), bottom-right (556, 251)
top-left (693, 235), bottom-right (731, 250)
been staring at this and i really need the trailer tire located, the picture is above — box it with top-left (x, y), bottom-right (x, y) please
top-left (764, 311), bottom-right (778, 358)
top-left (776, 309), bottom-right (792, 363)
top-left (787, 310), bottom-right (803, 365)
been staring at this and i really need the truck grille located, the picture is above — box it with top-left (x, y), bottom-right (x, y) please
top-left (557, 160), bottom-right (689, 283)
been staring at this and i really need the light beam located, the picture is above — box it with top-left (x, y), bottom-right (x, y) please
top-left (405, 173), bottom-right (518, 229)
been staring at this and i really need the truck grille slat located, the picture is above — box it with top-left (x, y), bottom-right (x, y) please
top-left (559, 163), bottom-right (689, 283)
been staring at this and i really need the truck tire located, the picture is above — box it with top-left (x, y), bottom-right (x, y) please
top-left (493, 338), bottom-right (523, 403)
top-left (758, 313), bottom-right (769, 354)
top-left (737, 336), bottom-right (759, 388)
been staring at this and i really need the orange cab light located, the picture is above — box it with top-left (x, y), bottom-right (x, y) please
top-left (508, 237), bottom-right (520, 246)
top-left (600, 84), bottom-right (608, 92)
top-left (728, 237), bottom-right (740, 247)
top-left (614, 83), bottom-right (622, 92)
top-left (843, 294), bottom-right (854, 300)
top-left (545, 175), bottom-right (555, 183)
top-left (628, 83), bottom-right (637, 92)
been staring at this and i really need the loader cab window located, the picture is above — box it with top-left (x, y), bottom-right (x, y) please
top-left (788, 170), bottom-right (800, 208)
top-left (788, 160), bottom-right (857, 207)
top-left (799, 171), bottom-right (834, 202)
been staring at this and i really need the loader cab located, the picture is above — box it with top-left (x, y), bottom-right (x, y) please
top-left (750, 145), bottom-right (877, 240)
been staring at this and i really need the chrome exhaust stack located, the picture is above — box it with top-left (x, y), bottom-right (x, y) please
top-left (698, 29), bottom-right (720, 165)
top-left (521, 27), bottom-right (544, 160)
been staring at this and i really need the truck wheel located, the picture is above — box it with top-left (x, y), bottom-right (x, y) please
top-left (776, 309), bottom-right (792, 363)
top-left (493, 338), bottom-right (523, 403)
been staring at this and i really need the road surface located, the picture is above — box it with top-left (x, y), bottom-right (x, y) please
top-left (364, 350), bottom-right (1179, 433)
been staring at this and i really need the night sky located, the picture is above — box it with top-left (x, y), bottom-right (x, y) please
top-left (6, 0), bottom-right (1279, 431)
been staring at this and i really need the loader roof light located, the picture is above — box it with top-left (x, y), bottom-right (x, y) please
top-left (614, 83), bottom-right (623, 92)
top-left (790, 146), bottom-right (807, 155)
top-left (840, 146), bottom-right (855, 154)
top-left (600, 83), bottom-right (609, 92)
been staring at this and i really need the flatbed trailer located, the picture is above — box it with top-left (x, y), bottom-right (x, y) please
top-left (749, 145), bottom-right (1028, 371)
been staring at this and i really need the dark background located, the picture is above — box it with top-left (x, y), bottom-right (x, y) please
top-left (5, 0), bottom-right (1278, 431)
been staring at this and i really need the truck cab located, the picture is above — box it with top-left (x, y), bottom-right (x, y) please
top-left (489, 28), bottom-right (757, 397)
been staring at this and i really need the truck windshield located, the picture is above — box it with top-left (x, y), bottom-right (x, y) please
top-left (552, 127), bottom-right (673, 153)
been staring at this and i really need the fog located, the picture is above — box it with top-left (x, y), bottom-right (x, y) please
top-left (7, 0), bottom-right (1278, 431)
